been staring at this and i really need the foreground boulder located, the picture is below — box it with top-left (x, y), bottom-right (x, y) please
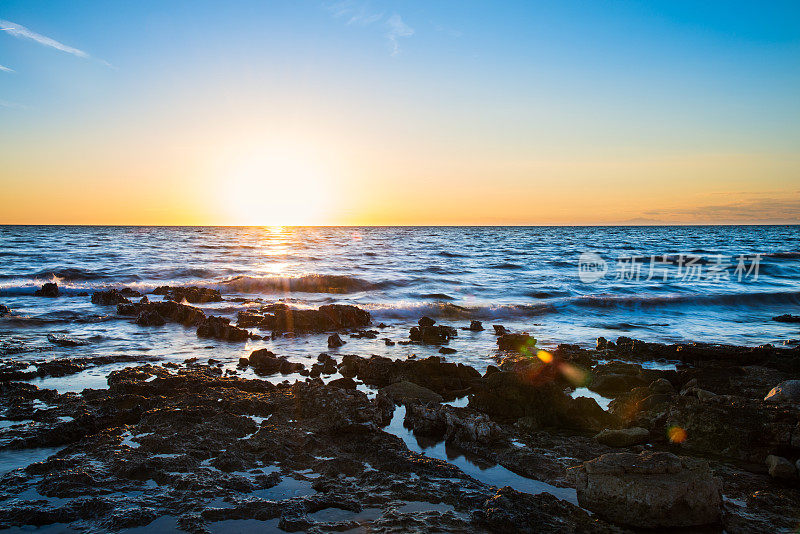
top-left (764, 380), bottom-right (800, 403)
top-left (153, 285), bottom-right (223, 303)
top-left (34, 283), bottom-right (59, 297)
top-left (569, 451), bottom-right (722, 528)
top-left (663, 394), bottom-right (800, 463)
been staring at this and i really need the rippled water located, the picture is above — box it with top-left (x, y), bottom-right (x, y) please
top-left (1, 225), bottom-right (799, 375)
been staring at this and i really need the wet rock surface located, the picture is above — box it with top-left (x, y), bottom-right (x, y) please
top-left (569, 451), bottom-right (722, 528)
top-left (153, 286), bottom-right (223, 304)
top-left (0, 334), bottom-right (797, 532)
top-left (91, 289), bottom-right (134, 306)
top-left (33, 283), bottom-right (60, 298)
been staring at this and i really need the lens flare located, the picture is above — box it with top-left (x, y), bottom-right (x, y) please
top-left (559, 363), bottom-right (589, 386)
top-left (667, 425), bottom-right (687, 444)
top-left (536, 350), bottom-right (553, 363)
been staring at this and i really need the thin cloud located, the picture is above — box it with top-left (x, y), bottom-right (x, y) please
top-left (0, 99), bottom-right (26, 110)
top-left (0, 19), bottom-right (111, 67)
top-left (386, 14), bottom-right (414, 56)
top-left (0, 64), bottom-right (14, 73)
top-left (325, 1), bottom-right (383, 26)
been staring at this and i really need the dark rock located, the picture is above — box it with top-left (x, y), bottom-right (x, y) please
top-left (497, 333), bottom-right (536, 352)
top-left (597, 336), bottom-right (613, 350)
top-left (492, 325), bottom-right (508, 336)
top-left (569, 451), bottom-right (722, 528)
top-left (663, 394), bottom-right (800, 463)
top-left (118, 300), bottom-right (205, 326)
top-left (409, 324), bottom-right (457, 344)
top-left (470, 365), bottom-right (618, 432)
top-left (47, 334), bottom-right (87, 347)
top-left (246, 348), bottom-right (304, 375)
top-left (349, 329), bottom-right (378, 339)
top-left (265, 304), bottom-right (370, 333)
top-left (152, 286), bottom-right (223, 303)
top-left (237, 311), bottom-right (266, 328)
top-left (91, 289), bottom-right (131, 306)
top-left (439, 347), bottom-right (457, 355)
top-left (34, 282), bottom-right (59, 297)
top-left (595, 427), bottom-right (649, 447)
top-left (418, 316), bottom-right (436, 328)
top-left (327, 377), bottom-right (357, 390)
top-left (135, 309), bottom-right (166, 327)
top-left (764, 380), bottom-right (800, 403)
top-left (773, 314), bottom-right (800, 323)
top-left (338, 354), bottom-right (480, 399)
top-left (475, 487), bottom-right (627, 534)
top-left (766, 455), bottom-right (796, 479)
top-left (465, 320), bottom-right (484, 331)
top-left (327, 333), bottom-right (345, 348)
top-left (196, 316), bottom-right (249, 341)
top-left (405, 403), bottom-right (504, 444)
top-left (0, 304), bottom-right (9, 316)
top-left (589, 373), bottom-right (647, 397)
top-left (379, 381), bottom-right (443, 404)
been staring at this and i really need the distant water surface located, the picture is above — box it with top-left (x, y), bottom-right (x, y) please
top-left (1, 225), bottom-right (799, 377)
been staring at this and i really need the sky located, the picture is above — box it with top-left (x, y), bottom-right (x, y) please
top-left (1, 0), bottom-right (799, 225)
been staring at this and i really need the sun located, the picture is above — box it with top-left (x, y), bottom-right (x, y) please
top-left (219, 146), bottom-right (333, 226)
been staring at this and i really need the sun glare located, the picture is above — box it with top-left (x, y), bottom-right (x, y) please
top-left (220, 147), bottom-right (333, 226)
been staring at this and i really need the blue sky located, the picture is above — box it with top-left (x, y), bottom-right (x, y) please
top-left (1, 1), bottom-right (799, 224)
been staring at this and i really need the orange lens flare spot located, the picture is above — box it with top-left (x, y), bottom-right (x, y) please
top-left (536, 350), bottom-right (553, 363)
top-left (560, 363), bottom-right (589, 386)
top-left (667, 426), bottom-right (687, 444)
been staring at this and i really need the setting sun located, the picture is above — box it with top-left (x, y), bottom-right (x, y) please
top-left (214, 146), bottom-right (334, 226)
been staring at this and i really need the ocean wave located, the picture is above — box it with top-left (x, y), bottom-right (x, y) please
top-left (0, 268), bottom-right (115, 282)
top-left (764, 252), bottom-right (800, 259)
top-left (219, 274), bottom-right (386, 294)
top-left (572, 290), bottom-right (800, 309)
top-left (365, 301), bottom-right (557, 321)
top-left (417, 293), bottom-right (457, 301)
top-left (488, 262), bottom-right (526, 270)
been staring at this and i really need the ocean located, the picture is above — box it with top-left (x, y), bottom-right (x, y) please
top-left (1, 225), bottom-right (799, 391)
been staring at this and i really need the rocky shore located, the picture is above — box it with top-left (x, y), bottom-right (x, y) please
top-left (0, 284), bottom-right (799, 532)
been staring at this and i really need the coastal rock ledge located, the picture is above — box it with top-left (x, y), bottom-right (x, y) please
top-left (568, 451), bottom-right (722, 528)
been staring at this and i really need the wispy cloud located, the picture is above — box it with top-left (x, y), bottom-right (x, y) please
top-left (0, 19), bottom-right (111, 67)
top-left (0, 99), bottom-right (26, 110)
top-left (386, 14), bottom-right (414, 56)
top-left (325, 1), bottom-right (383, 26)
top-left (0, 64), bottom-right (14, 73)
top-left (325, 3), bottom-right (414, 56)
top-left (641, 194), bottom-right (800, 223)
